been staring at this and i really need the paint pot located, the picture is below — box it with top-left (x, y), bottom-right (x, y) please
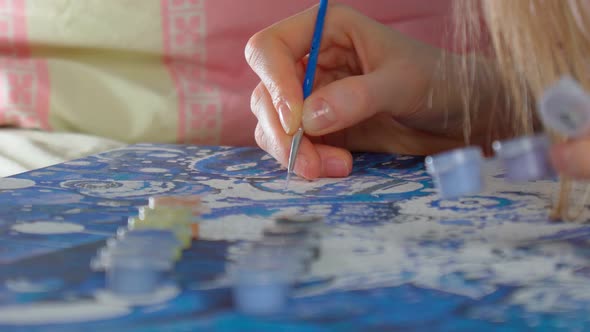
top-left (119, 229), bottom-right (181, 250)
top-left (129, 218), bottom-right (192, 249)
top-left (106, 249), bottom-right (172, 296)
top-left (148, 195), bottom-right (206, 214)
top-left (539, 76), bottom-right (590, 138)
top-left (110, 237), bottom-right (177, 260)
top-left (251, 239), bottom-right (310, 274)
top-left (275, 215), bottom-right (324, 227)
top-left (493, 134), bottom-right (556, 182)
top-left (230, 249), bottom-right (296, 316)
top-left (263, 224), bottom-right (309, 239)
top-left (139, 206), bottom-right (193, 223)
top-left (425, 146), bottom-right (484, 200)
top-left (96, 237), bottom-right (178, 272)
top-left (259, 227), bottom-right (318, 264)
top-left (120, 229), bottom-right (182, 260)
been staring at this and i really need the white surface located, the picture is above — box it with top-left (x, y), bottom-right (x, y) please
top-left (0, 301), bottom-right (130, 325)
top-left (0, 129), bottom-right (125, 177)
top-left (11, 221), bottom-right (85, 234)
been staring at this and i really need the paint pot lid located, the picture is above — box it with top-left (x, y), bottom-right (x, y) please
top-left (149, 195), bottom-right (202, 209)
top-left (120, 229), bottom-right (181, 247)
top-left (252, 240), bottom-right (314, 262)
top-left (425, 146), bottom-right (483, 174)
top-left (263, 224), bottom-right (309, 238)
top-left (230, 249), bottom-right (299, 284)
top-left (107, 247), bottom-right (173, 270)
top-left (492, 134), bottom-right (551, 158)
top-left (257, 233), bottom-right (317, 250)
top-left (275, 215), bottom-right (324, 226)
top-left (539, 76), bottom-right (590, 138)
top-left (139, 207), bottom-right (195, 221)
top-left (106, 238), bottom-right (178, 260)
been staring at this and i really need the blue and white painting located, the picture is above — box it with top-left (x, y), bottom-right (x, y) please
top-left (0, 143), bottom-right (590, 331)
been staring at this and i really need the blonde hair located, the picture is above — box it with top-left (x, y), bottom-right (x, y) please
top-left (454, 0), bottom-right (590, 221)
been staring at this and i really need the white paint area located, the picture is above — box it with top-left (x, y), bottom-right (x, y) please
top-left (260, 176), bottom-right (423, 196)
top-left (12, 221), bottom-right (85, 234)
top-left (60, 180), bottom-right (175, 199)
top-left (95, 285), bottom-right (179, 307)
top-left (64, 161), bottom-right (91, 166)
top-left (0, 301), bottom-right (130, 325)
top-left (226, 163), bottom-right (257, 171)
top-left (139, 168), bottom-right (167, 173)
top-left (149, 153), bottom-right (179, 158)
top-left (5, 279), bottom-right (56, 293)
top-left (0, 178), bottom-right (35, 190)
top-left (0, 285), bottom-right (180, 325)
top-left (203, 180), bottom-right (299, 205)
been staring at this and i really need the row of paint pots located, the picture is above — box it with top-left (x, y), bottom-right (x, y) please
top-left (426, 73), bottom-right (590, 200)
top-left (228, 216), bottom-right (325, 316)
top-left (91, 195), bottom-right (204, 297)
top-left (426, 134), bottom-right (554, 200)
top-left (91, 228), bottom-right (181, 296)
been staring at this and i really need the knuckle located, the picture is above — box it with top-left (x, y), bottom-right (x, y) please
top-left (249, 83), bottom-right (266, 117)
top-left (329, 3), bottom-right (355, 18)
top-left (254, 123), bottom-right (266, 148)
top-left (245, 33), bottom-right (267, 70)
top-left (350, 79), bottom-right (371, 113)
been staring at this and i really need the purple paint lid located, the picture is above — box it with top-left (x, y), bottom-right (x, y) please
top-left (492, 134), bottom-right (555, 182)
top-left (539, 76), bottom-right (590, 138)
top-left (425, 146), bottom-right (484, 175)
top-left (492, 134), bottom-right (551, 158)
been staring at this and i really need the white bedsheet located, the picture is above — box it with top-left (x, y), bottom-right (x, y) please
top-left (0, 129), bottom-right (125, 178)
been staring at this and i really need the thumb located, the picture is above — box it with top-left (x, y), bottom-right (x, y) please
top-left (301, 70), bottom-right (394, 136)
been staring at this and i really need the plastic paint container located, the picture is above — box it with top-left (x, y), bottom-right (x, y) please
top-left (425, 146), bottom-right (484, 200)
top-left (275, 215), bottom-right (324, 227)
top-left (539, 76), bottom-right (590, 138)
top-left (251, 240), bottom-right (310, 274)
top-left (97, 237), bottom-right (178, 271)
top-left (139, 206), bottom-right (194, 223)
top-left (263, 224), bottom-right (310, 239)
top-left (492, 134), bottom-right (555, 182)
top-left (106, 250), bottom-right (172, 296)
top-left (111, 237), bottom-right (179, 260)
top-left (121, 229), bottom-right (182, 251)
top-left (149, 195), bottom-right (201, 209)
top-left (258, 231), bottom-right (318, 263)
top-left (275, 215), bottom-right (325, 234)
top-left (129, 219), bottom-right (192, 249)
top-left (231, 250), bottom-right (296, 316)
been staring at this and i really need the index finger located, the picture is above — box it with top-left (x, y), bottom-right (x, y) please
top-left (245, 4), bottom-right (331, 135)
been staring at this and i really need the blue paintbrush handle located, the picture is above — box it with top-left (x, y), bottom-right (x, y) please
top-left (302, 0), bottom-right (328, 100)
top-left (286, 0), bottom-right (328, 186)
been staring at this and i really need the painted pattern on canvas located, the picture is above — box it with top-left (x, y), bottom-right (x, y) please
top-left (1, 144), bottom-right (590, 331)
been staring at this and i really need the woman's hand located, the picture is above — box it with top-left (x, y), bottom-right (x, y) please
top-left (246, 4), bottom-right (467, 179)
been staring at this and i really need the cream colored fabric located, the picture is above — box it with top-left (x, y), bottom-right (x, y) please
top-left (0, 0), bottom-right (454, 147)
top-left (0, 129), bottom-right (124, 177)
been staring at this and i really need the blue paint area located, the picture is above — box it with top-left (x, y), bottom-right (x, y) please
top-left (0, 144), bottom-right (589, 331)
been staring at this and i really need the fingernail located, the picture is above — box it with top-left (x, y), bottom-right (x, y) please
top-left (295, 154), bottom-right (310, 176)
top-left (324, 158), bottom-right (350, 177)
top-left (302, 98), bottom-right (337, 133)
top-left (277, 101), bottom-right (294, 134)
